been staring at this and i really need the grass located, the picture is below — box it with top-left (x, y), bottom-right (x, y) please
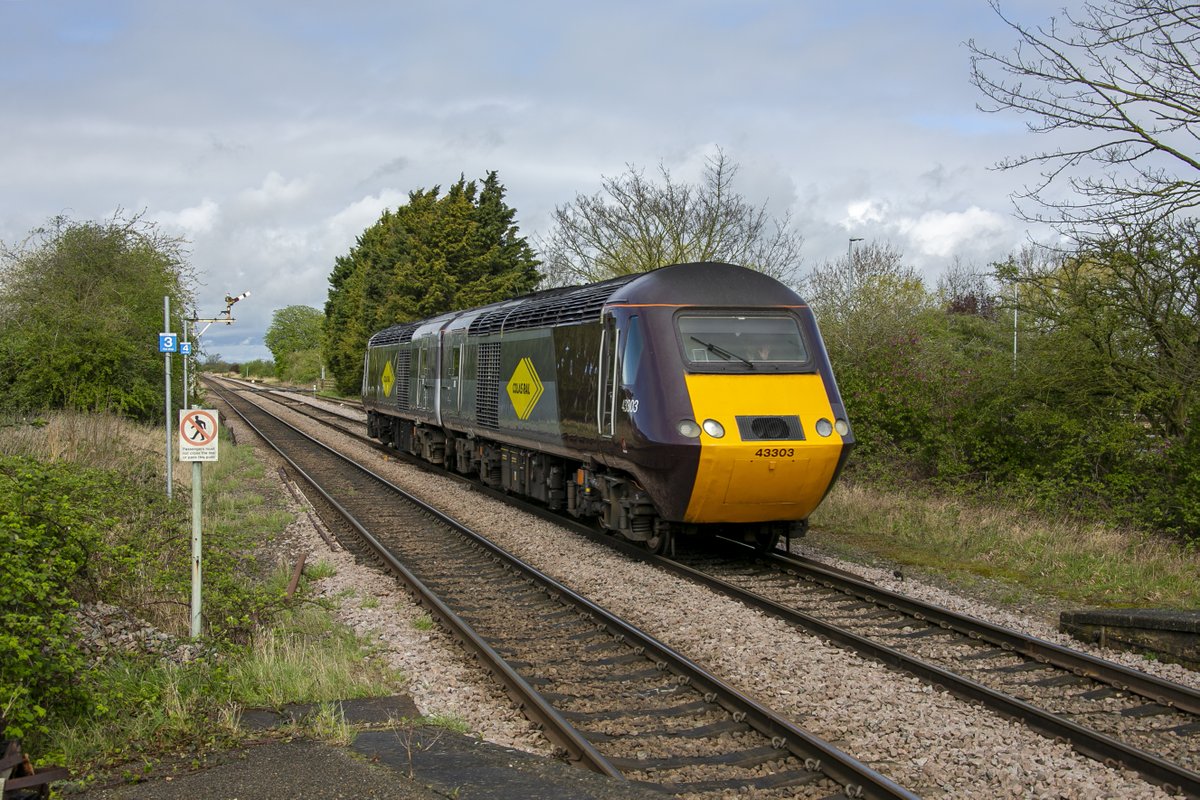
top-left (222, 603), bottom-right (401, 708)
top-left (11, 409), bottom-right (1196, 781)
top-left (0, 410), bottom-right (407, 781)
top-left (808, 481), bottom-right (1200, 610)
top-left (52, 597), bottom-right (400, 773)
top-left (305, 560), bottom-right (339, 580)
top-left (419, 714), bottom-right (470, 734)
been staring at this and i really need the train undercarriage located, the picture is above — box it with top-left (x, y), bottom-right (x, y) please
top-left (367, 411), bottom-right (804, 554)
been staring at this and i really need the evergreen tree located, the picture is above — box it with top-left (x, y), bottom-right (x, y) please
top-left (323, 172), bottom-right (540, 393)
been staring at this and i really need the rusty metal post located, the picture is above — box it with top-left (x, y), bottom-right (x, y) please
top-left (286, 553), bottom-right (307, 600)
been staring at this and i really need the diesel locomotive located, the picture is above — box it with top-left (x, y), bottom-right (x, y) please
top-left (362, 261), bottom-right (853, 552)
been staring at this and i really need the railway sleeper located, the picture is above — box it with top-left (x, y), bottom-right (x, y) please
top-left (656, 768), bottom-right (826, 795)
top-left (559, 699), bottom-right (713, 722)
top-left (633, 718), bottom-right (752, 742)
top-left (606, 743), bottom-right (782, 771)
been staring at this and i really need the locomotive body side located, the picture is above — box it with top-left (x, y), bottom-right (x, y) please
top-left (362, 262), bottom-right (852, 551)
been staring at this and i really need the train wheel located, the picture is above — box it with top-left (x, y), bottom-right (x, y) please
top-left (753, 530), bottom-right (780, 553)
top-left (643, 531), bottom-right (669, 554)
top-left (640, 520), bottom-right (672, 554)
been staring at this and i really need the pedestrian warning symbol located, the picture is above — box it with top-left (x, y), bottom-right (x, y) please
top-left (179, 409), bottom-right (219, 462)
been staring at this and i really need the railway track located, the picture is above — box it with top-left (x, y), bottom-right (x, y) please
top-left (215, 379), bottom-right (1200, 797)
top-left (208, 379), bottom-right (916, 799)
top-left (654, 543), bottom-right (1200, 798)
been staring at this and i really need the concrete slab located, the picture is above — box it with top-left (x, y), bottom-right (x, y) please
top-left (1060, 608), bottom-right (1200, 669)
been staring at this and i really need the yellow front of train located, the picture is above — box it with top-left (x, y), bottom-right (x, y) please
top-left (671, 310), bottom-right (852, 524)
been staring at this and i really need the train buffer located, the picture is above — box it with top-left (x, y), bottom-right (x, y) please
top-left (2, 740), bottom-right (69, 799)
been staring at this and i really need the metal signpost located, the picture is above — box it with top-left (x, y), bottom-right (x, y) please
top-left (179, 408), bottom-right (219, 638)
top-left (159, 297), bottom-right (178, 499)
top-left (159, 290), bottom-right (248, 638)
top-left (181, 319), bottom-right (192, 409)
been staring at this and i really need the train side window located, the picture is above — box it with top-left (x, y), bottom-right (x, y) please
top-left (621, 316), bottom-right (642, 386)
top-left (445, 344), bottom-right (461, 385)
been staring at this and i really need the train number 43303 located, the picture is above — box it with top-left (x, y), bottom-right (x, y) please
top-left (754, 447), bottom-right (795, 458)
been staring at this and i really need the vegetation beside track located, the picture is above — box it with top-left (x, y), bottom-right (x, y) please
top-left (3, 402), bottom-right (1197, 785)
top-left (0, 410), bottom-right (404, 785)
top-left (810, 481), bottom-right (1200, 613)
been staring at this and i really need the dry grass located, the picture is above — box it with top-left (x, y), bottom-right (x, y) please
top-left (809, 481), bottom-right (1200, 609)
top-left (0, 410), bottom-right (163, 473)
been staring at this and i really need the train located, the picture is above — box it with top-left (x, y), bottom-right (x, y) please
top-left (361, 261), bottom-right (853, 552)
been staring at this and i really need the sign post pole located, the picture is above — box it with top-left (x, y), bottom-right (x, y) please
top-left (159, 297), bottom-right (177, 499)
top-left (178, 408), bottom-right (219, 639)
top-left (191, 459), bottom-right (202, 638)
top-left (181, 318), bottom-right (190, 410)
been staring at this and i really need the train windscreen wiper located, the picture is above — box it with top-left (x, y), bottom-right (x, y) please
top-left (690, 336), bottom-right (755, 368)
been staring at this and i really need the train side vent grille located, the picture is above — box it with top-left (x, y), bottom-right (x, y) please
top-left (477, 342), bottom-right (501, 429)
top-left (736, 415), bottom-right (805, 441)
top-left (395, 351), bottom-right (411, 410)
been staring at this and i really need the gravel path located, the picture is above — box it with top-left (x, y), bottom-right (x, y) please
top-left (230, 390), bottom-right (1195, 799)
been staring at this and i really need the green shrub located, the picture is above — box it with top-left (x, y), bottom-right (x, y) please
top-left (238, 359), bottom-right (275, 380)
top-left (0, 457), bottom-right (104, 739)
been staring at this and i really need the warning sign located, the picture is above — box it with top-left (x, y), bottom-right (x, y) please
top-left (179, 409), bottom-right (219, 462)
top-left (506, 357), bottom-right (544, 420)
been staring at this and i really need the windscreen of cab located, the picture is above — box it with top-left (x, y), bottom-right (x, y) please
top-left (676, 313), bottom-right (809, 370)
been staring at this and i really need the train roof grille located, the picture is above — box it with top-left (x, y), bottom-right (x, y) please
top-left (468, 273), bottom-right (641, 335)
top-left (367, 322), bottom-right (420, 347)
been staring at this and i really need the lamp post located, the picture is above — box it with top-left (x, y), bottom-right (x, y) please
top-left (848, 237), bottom-right (863, 264)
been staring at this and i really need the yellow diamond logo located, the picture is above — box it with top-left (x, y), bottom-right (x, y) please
top-left (381, 359), bottom-right (395, 397)
top-left (506, 357), bottom-right (544, 420)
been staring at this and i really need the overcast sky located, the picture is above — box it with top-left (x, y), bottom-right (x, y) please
top-left (2, 0), bottom-right (1076, 362)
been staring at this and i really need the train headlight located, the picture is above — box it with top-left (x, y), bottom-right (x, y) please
top-left (835, 418), bottom-right (850, 436)
top-left (702, 419), bottom-right (725, 438)
top-left (815, 418), bottom-right (833, 437)
top-left (677, 419), bottom-right (702, 438)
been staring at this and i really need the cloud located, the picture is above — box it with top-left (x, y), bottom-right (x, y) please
top-left (898, 207), bottom-right (1010, 258)
top-left (325, 190), bottom-right (408, 245)
top-left (154, 199), bottom-right (219, 235)
top-left (843, 199), bottom-right (888, 227)
top-left (362, 157), bottom-right (409, 185)
top-left (2, 1), bottom-right (1067, 361)
top-left (237, 172), bottom-right (310, 208)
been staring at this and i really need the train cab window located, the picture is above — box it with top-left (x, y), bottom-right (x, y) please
top-left (621, 316), bottom-right (643, 386)
top-left (677, 314), bottom-right (808, 368)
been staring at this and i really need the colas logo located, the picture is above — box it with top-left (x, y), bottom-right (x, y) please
top-left (381, 359), bottom-right (395, 397)
top-left (506, 357), bottom-right (544, 420)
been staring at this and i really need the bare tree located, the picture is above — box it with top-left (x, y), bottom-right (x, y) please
top-left (801, 241), bottom-right (930, 326)
top-left (538, 149), bottom-right (803, 287)
top-left (938, 256), bottom-right (999, 317)
top-left (968, 0), bottom-right (1200, 231)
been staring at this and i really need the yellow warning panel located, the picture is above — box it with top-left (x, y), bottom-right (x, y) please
top-left (506, 357), bottom-right (544, 420)
top-left (381, 359), bottom-right (395, 397)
